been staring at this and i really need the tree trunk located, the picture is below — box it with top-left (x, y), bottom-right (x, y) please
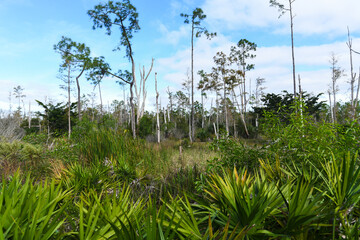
top-left (289, 0), bottom-right (296, 97)
top-left (67, 64), bottom-right (71, 139)
top-left (167, 87), bottom-right (172, 122)
top-left (223, 76), bottom-right (229, 136)
top-left (232, 88), bottom-right (249, 137)
top-left (298, 75), bottom-right (304, 126)
top-left (135, 59), bottom-right (154, 124)
top-left (355, 68), bottom-right (360, 116)
top-left (28, 101), bottom-right (31, 129)
top-left (347, 28), bottom-right (356, 120)
top-left (155, 73), bottom-right (160, 143)
top-left (328, 91), bottom-right (333, 123)
top-left (332, 70), bottom-right (337, 124)
top-left (201, 91), bottom-right (204, 128)
top-left (232, 91), bottom-right (237, 138)
top-left (216, 91), bottom-right (219, 135)
top-left (190, 20), bottom-right (195, 143)
top-left (213, 122), bottom-right (218, 140)
top-left (76, 66), bottom-right (86, 121)
top-left (98, 82), bottom-right (103, 114)
top-left (129, 53), bottom-right (137, 139)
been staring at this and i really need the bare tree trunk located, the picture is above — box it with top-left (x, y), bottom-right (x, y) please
top-left (155, 73), bottom-right (160, 144)
top-left (167, 87), bottom-right (173, 122)
top-left (135, 59), bottom-right (154, 124)
top-left (98, 82), bottom-right (103, 115)
top-left (213, 122), bottom-right (219, 140)
top-left (223, 77), bottom-right (229, 136)
top-left (328, 91), bottom-right (333, 123)
top-left (347, 27), bottom-right (357, 120)
top-left (190, 21), bottom-right (195, 143)
top-left (167, 106), bottom-right (170, 123)
top-left (289, 0), bottom-right (296, 97)
top-left (130, 54), bottom-right (137, 139)
top-left (67, 64), bottom-right (71, 139)
top-left (298, 75), bottom-right (304, 126)
top-left (201, 91), bottom-right (204, 128)
top-left (232, 90), bottom-right (237, 138)
top-left (76, 66), bottom-right (86, 121)
top-left (242, 62), bottom-right (247, 114)
top-left (28, 101), bottom-right (31, 128)
top-left (209, 98), bottom-right (213, 127)
top-left (188, 114), bottom-right (192, 142)
top-left (216, 91), bottom-right (219, 135)
top-left (355, 68), bottom-right (360, 116)
top-left (232, 88), bottom-right (249, 137)
top-left (332, 71), bottom-right (337, 124)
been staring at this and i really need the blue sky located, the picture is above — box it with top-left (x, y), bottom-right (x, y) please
top-left (1, 0), bottom-right (360, 114)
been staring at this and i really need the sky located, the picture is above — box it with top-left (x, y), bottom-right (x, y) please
top-left (0, 0), bottom-right (360, 114)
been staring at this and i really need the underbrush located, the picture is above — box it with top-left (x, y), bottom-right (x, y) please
top-left (2, 111), bottom-right (360, 238)
top-left (2, 151), bottom-right (360, 239)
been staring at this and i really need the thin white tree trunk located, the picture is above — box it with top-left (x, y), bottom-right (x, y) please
top-left (190, 21), bottom-right (195, 143)
top-left (28, 101), bottom-right (31, 129)
top-left (155, 73), bottom-right (160, 143)
top-left (289, 0), bottom-right (296, 97)
top-left (328, 91), bottom-right (334, 123)
top-left (223, 77), bottom-right (229, 136)
top-left (67, 64), bottom-right (71, 139)
top-left (232, 88), bottom-right (249, 137)
top-left (98, 82), bottom-right (103, 115)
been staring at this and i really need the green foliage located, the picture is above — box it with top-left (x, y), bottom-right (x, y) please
top-left (0, 140), bottom-right (47, 176)
top-left (209, 136), bottom-right (264, 171)
top-left (36, 100), bottom-right (77, 136)
top-left (204, 168), bottom-right (282, 238)
top-left (138, 114), bottom-right (154, 138)
top-left (23, 132), bottom-right (48, 145)
top-left (273, 178), bottom-right (325, 239)
top-left (60, 162), bottom-right (112, 194)
top-left (253, 91), bottom-right (325, 122)
top-left (88, 0), bottom-right (140, 61)
top-left (313, 152), bottom-right (360, 239)
top-left (261, 102), bottom-right (360, 168)
top-left (53, 36), bottom-right (91, 72)
top-left (196, 128), bottom-right (211, 142)
top-left (0, 172), bottom-right (69, 239)
top-left (73, 121), bottom-right (159, 178)
top-left (180, 8), bottom-right (216, 39)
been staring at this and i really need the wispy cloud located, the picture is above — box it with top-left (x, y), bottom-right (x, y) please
top-left (157, 23), bottom-right (189, 46)
top-left (202, 0), bottom-right (360, 36)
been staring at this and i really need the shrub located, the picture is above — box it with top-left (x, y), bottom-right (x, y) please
top-left (0, 140), bottom-right (47, 177)
top-left (208, 135), bottom-right (265, 172)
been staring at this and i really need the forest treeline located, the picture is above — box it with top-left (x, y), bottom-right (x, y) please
top-left (2, 0), bottom-right (358, 143)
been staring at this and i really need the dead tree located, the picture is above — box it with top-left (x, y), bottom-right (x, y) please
top-left (135, 58), bottom-right (154, 124)
top-left (155, 72), bottom-right (160, 143)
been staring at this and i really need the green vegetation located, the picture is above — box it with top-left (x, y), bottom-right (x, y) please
top-left (2, 99), bottom-right (360, 239)
top-left (2, 1), bottom-right (360, 239)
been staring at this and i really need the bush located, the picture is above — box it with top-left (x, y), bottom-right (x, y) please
top-left (0, 140), bottom-right (47, 177)
top-left (208, 135), bottom-right (265, 172)
top-left (261, 106), bottom-right (360, 168)
top-left (138, 114), bottom-right (154, 138)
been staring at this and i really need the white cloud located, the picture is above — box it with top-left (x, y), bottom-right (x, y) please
top-left (202, 0), bottom-right (360, 36)
top-left (157, 31), bottom-right (360, 105)
top-left (157, 23), bottom-right (189, 45)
